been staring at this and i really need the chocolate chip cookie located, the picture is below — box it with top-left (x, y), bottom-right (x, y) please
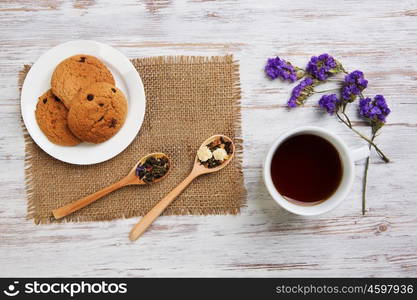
top-left (51, 54), bottom-right (115, 108)
top-left (67, 82), bottom-right (128, 143)
top-left (35, 89), bottom-right (81, 146)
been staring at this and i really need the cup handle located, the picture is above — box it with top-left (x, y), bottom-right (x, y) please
top-left (350, 146), bottom-right (370, 162)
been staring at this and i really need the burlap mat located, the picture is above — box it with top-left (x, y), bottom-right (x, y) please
top-left (19, 55), bottom-right (245, 224)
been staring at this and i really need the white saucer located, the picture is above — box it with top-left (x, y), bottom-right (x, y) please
top-left (21, 40), bottom-right (146, 165)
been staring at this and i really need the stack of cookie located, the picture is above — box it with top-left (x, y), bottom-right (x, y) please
top-left (35, 54), bottom-right (128, 146)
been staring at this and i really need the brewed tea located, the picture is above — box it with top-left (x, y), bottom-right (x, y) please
top-left (271, 134), bottom-right (342, 203)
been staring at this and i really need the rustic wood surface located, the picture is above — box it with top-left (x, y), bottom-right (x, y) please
top-left (1, 0), bottom-right (416, 277)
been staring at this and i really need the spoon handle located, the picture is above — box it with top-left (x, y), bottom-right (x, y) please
top-left (52, 179), bottom-right (127, 220)
top-left (129, 172), bottom-right (197, 241)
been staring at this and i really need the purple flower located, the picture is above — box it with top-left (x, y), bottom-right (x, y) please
top-left (306, 53), bottom-right (340, 81)
top-left (265, 56), bottom-right (301, 82)
top-left (288, 77), bottom-right (315, 107)
top-left (359, 95), bottom-right (391, 123)
top-left (318, 94), bottom-right (341, 114)
top-left (342, 70), bottom-right (368, 102)
top-left (135, 165), bottom-right (146, 178)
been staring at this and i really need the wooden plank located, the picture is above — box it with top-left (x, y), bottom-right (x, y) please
top-left (0, 0), bottom-right (416, 277)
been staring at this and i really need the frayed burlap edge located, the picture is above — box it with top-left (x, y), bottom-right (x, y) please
top-left (19, 56), bottom-right (246, 223)
top-left (19, 64), bottom-right (38, 221)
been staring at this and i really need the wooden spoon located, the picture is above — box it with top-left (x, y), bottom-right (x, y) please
top-left (52, 153), bottom-right (171, 220)
top-left (129, 135), bottom-right (235, 241)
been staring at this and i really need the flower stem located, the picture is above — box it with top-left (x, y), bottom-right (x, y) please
top-left (323, 78), bottom-right (344, 82)
top-left (336, 112), bottom-right (390, 163)
top-left (362, 132), bottom-right (376, 215)
top-left (341, 104), bottom-right (352, 127)
top-left (314, 88), bottom-right (340, 94)
top-left (343, 111), bottom-right (352, 127)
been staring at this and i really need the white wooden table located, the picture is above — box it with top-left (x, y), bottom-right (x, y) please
top-left (1, 0), bottom-right (416, 277)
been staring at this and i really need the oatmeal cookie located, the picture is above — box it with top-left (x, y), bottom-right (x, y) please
top-left (51, 54), bottom-right (115, 108)
top-left (67, 82), bottom-right (128, 143)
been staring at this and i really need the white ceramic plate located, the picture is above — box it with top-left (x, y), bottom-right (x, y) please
top-left (21, 40), bottom-right (146, 165)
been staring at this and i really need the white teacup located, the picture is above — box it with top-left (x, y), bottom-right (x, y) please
top-left (263, 126), bottom-right (370, 216)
